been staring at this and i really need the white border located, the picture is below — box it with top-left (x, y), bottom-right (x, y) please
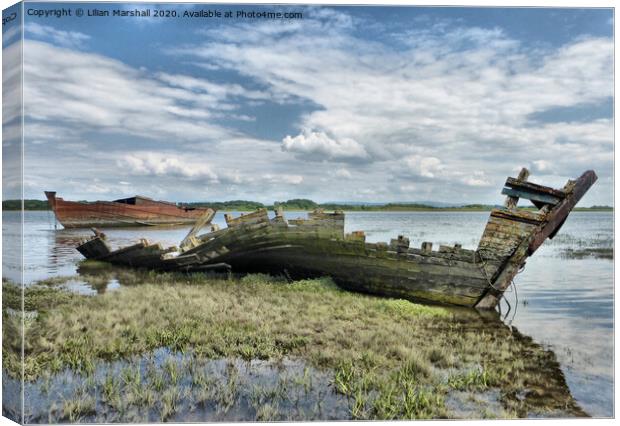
top-left (0, 1), bottom-right (615, 426)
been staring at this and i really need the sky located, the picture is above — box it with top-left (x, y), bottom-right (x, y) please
top-left (1, 3), bottom-right (614, 205)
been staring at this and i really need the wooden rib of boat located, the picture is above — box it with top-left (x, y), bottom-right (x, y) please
top-left (75, 168), bottom-right (597, 309)
top-left (45, 191), bottom-right (215, 228)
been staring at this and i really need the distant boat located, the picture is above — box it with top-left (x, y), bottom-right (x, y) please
top-left (44, 191), bottom-right (215, 228)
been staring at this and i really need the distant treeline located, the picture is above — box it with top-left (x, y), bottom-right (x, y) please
top-left (183, 198), bottom-right (480, 211)
top-left (3, 198), bottom-right (613, 212)
top-left (184, 198), bottom-right (613, 212)
top-left (3, 200), bottom-right (51, 210)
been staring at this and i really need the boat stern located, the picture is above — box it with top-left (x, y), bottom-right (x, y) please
top-left (474, 168), bottom-right (597, 309)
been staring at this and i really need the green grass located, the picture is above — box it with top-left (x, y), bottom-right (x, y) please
top-left (3, 272), bottom-right (585, 419)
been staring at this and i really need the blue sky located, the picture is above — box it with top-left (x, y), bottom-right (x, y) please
top-left (2, 3), bottom-right (614, 205)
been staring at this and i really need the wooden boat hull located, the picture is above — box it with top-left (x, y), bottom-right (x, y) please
top-left (192, 239), bottom-right (491, 307)
top-left (45, 191), bottom-right (214, 228)
top-left (75, 168), bottom-right (597, 309)
top-left (76, 226), bottom-right (490, 306)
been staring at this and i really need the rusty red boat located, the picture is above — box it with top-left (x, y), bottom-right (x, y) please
top-left (45, 191), bottom-right (215, 228)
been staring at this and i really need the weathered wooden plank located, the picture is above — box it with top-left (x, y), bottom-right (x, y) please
top-left (475, 236), bottom-right (530, 309)
top-left (201, 228), bottom-right (489, 283)
top-left (76, 236), bottom-right (112, 259)
top-left (407, 246), bottom-right (479, 263)
top-left (237, 249), bottom-right (485, 304)
top-left (179, 209), bottom-right (217, 252)
top-left (480, 230), bottom-right (528, 244)
top-left (98, 241), bottom-right (148, 260)
top-left (501, 187), bottom-right (561, 206)
top-left (505, 177), bottom-right (566, 199)
top-left (224, 208), bottom-right (270, 228)
top-left (483, 220), bottom-right (536, 237)
top-left (346, 231), bottom-right (366, 242)
top-left (490, 208), bottom-right (545, 224)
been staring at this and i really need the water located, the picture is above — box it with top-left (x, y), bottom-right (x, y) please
top-left (2, 210), bottom-right (614, 417)
top-left (3, 351), bottom-right (348, 423)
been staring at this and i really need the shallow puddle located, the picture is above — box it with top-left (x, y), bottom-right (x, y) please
top-left (5, 350), bottom-right (349, 423)
top-left (59, 278), bottom-right (121, 296)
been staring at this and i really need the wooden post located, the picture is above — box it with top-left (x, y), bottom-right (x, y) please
top-left (390, 235), bottom-right (410, 253)
top-left (504, 168), bottom-right (530, 209)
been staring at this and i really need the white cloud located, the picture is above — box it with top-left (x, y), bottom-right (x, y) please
top-left (115, 151), bottom-right (305, 189)
top-left (282, 131), bottom-right (369, 161)
top-left (461, 171), bottom-right (491, 187)
top-left (85, 182), bottom-right (114, 194)
top-left (22, 38), bottom-right (272, 145)
top-left (118, 153), bottom-right (219, 181)
top-left (261, 174), bottom-right (304, 185)
top-left (334, 168), bottom-right (352, 179)
top-left (532, 160), bottom-right (553, 173)
top-left (155, 72), bottom-right (274, 103)
top-left (26, 23), bottom-right (90, 49)
top-left (403, 155), bottom-right (445, 178)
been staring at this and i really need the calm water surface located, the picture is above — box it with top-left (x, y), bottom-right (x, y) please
top-left (2, 210), bottom-right (614, 417)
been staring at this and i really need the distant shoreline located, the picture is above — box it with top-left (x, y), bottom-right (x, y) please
top-left (2, 199), bottom-right (613, 212)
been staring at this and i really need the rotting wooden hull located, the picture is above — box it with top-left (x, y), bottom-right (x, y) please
top-left (189, 239), bottom-right (495, 307)
top-left (45, 191), bottom-right (215, 228)
top-left (75, 168), bottom-right (597, 309)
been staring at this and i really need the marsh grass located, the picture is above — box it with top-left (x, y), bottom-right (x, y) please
top-left (4, 270), bottom-right (586, 420)
top-left (159, 385), bottom-right (183, 421)
top-left (214, 362), bottom-right (239, 414)
top-left (60, 385), bottom-right (96, 422)
top-left (447, 367), bottom-right (496, 391)
top-left (561, 247), bottom-right (613, 260)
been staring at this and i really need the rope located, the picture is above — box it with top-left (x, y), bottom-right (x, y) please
top-left (476, 249), bottom-right (522, 321)
top-left (476, 249), bottom-right (502, 292)
top-left (508, 263), bottom-right (527, 323)
top-left (503, 292), bottom-right (512, 319)
top-left (509, 279), bottom-right (519, 323)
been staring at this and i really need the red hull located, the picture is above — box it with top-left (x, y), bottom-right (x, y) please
top-left (45, 192), bottom-right (214, 228)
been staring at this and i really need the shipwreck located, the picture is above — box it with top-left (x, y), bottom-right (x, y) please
top-left (45, 191), bottom-right (215, 228)
top-left (75, 168), bottom-right (596, 309)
